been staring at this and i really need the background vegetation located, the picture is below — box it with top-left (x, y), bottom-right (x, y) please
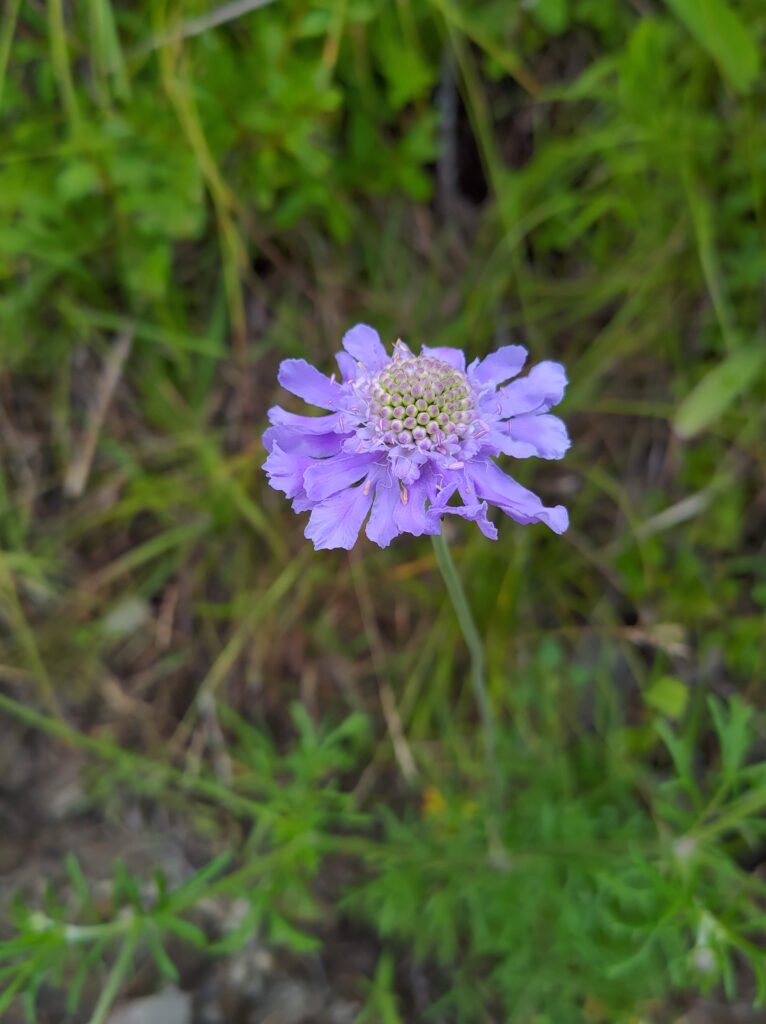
top-left (1, 0), bottom-right (765, 1021)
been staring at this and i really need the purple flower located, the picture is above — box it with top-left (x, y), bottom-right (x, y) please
top-left (263, 325), bottom-right (570, 550)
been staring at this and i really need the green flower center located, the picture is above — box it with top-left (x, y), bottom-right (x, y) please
top-left (369, 355), bottom-right (476, 451)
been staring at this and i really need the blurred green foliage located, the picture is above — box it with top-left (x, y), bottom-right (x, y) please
top-left (1, 0), bottom-right (766, 1021)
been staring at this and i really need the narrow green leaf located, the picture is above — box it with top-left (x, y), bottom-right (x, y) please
top-left (65, 854), bottom-right (90, 909)
top-left (708, 696), bottom-right (753, 784)
top-left (674, 346), bottom-right (766, 439)
top-left (664, 0), bottom-right (760, 93)
top-left (144, 929), bottom-right (180, 982)
top-left (156, 915), bottom-right (208, 949)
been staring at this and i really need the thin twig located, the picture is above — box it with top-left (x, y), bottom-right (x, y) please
top-left (200, 692), bottom-right (234, 784)
top-left (0, 557), bottom-right (63, 719)
top-left (135, 0), bottom-right (278, 57)
top-left (64, 330), bottom-right (134, 498)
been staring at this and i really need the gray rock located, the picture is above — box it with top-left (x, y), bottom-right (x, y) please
top-left (255, 978), bottom-right (324, 1023)
top-left (108, 987), bottom-right (192, 1024)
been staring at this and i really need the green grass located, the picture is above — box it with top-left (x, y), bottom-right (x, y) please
top-left (1, 0), bottom-right (766, 1021)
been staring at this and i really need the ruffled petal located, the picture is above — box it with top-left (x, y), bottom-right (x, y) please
top-left (336, 351), bottom-right (359, 382)
top-left (278, 358), bottom-right (348, 411)
top-left (434, 501), bottom-right (498, 540)
top-left (428, 470), bottom-right (498, 540)
top-left (419, 345), bottom-right (466, 372)
top-left (263, 426), bottom-right (345, 458)
top-left (508, 413), bottom-right (570, 459)
top-left (303, 451), bottom-right (378, 501)
top-left (485, 427), bottom-right (537, 460)
top-left (470, 345), bottom-right (527, 387)
top-left (267, 407), bottom-right (347, 434)
top-left (342, 324), bottom-right (388, 370)
top-left (488, 413), bottom-right (570, 460)
top-left (499, 361), bottom-right (567, 417)
top-left (466, 457), bottom-right (568, 534)
top-left (393, 477), bottom-right (440, 537)
top-left (291, 493), bottom-right (313, 513)
top-left (365, 473), bottom-right (402, 548)
top-left (305, 483), bottom-right (374, 550)
top-left (263, 443), bottom-right (310, 500)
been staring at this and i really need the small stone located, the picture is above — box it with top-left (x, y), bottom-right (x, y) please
top-left (255, 979), bottom-right (323, 1024)
top-left (108, 988), bottom-right (191, 1024)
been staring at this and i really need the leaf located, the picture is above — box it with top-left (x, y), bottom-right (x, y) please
top-left (708, 696), bottom-right (753, 784)
top-left (646, 676), bottom-right (689, 720)
top-left (145, 929), bottom-right (180, 982)
top-left (65, 854), bottom-right (90, 908)
top-left (673, 345), bottom-right (766, 439)
top-left (663, 0), bottom-right (760, 93)
top-left (656, 720), bottom-right (697, 797)
top-left (56, 161), bottom-right (101, 202)
top-left (157, 915), bottom-right (208, 949)
top-left (268, 915), bottom-right (322, 953)
top-left (619, 19), bottom-right (676, 121)
top-left (528, 0), bottom-right (569, 35)
top-left (88, 0), bottom-right (131, 102)
top-left (161, 850), bottom-right (232, 913)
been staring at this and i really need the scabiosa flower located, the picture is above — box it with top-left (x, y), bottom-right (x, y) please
top-left (263, 325), bottom-right (570, 550)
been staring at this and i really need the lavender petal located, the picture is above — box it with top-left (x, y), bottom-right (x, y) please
top-left (263, 443), bottom-right (311, 500)
top-left (342, 323), bottom-right (388, 370)
top-left (305, 483), bottom-right (375, 550)
top-left (263, 426), bottom-right (345, 458)
top-left (419, 345), bottom-right (466, 372)
top-left (268, 406), bottom-right (348, 434)
top-left (303, 451), bottom-right (378, 501)
top-left (278, 359), bottom-right (348, 411)
top-left (467, 457), bottom-right (568, 534)
top-left (503, 413), bottom-right (570, 460)
top-left (498, 361), bottom-right (568, 417)
top-left (393, 476), bottom-right (440, 537)
top-left (365, 473), bottom-right (402, 548)
top-left (470, 345), bottom-right (527, 387)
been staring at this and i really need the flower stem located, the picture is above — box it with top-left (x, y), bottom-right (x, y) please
top-left (431, 531), bottom-right (500, 804)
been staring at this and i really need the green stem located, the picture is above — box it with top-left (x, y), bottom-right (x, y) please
top-left (0, 0), bottom-right (22, 115)
top-left (431, 531), bottom-right (499, 800)
top-left (47, 0), bottom-right (82, 131)
top-left (87, 928), bottom-right (138, 1024)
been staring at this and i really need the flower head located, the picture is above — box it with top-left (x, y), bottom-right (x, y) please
top-left (263, 325), bottom-right (570, 550)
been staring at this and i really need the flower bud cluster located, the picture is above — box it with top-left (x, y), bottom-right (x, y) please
top-left (367, 355), bottom-right (476, 452)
